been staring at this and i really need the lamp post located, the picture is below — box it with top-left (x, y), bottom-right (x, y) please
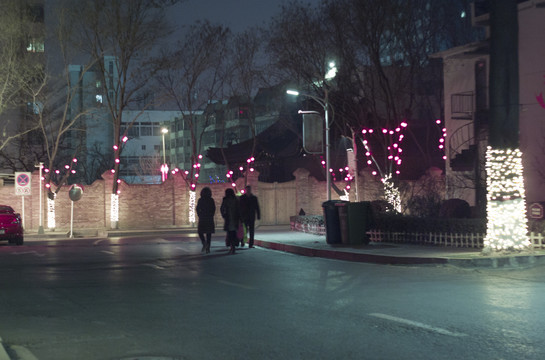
top-left (287, 61), bottom-right (336, 200)
top-left (287, 88), bottom-right (332, 201)
top-left (161, 127), bottom-right (169, 182)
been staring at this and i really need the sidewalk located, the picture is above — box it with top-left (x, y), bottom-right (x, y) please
top-left (253, 226), bottom-right (545, 269)
top-left (23, 225), bottom-right (545, 269)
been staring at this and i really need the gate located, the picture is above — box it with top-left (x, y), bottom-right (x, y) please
top-left (258, 182), bottom-right (296, 225)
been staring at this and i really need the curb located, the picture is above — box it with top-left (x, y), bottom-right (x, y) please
top-left (254, 240), bottom-right (545, 268)
top-left (254, 240), bottom-right (449, 265)
top-left (0, 337), bottom-right (11, 360)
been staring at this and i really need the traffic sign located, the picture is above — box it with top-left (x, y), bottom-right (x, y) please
top-left (15, 172), bottom-right (32, 196)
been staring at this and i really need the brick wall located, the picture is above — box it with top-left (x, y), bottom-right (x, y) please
top-left (0, 168), bottom-right (443, 232)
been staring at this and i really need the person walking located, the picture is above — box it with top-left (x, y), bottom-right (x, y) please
top-left (220, 188), bottom-right (240, 255)
top-left (239, 185), bottom-right (260, 248)
top-left (196, 187), bottom-right (216, 254)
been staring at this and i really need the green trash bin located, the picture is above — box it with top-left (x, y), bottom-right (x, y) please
top-left (340, 201), bottom-right (374, 245)
top-left (322, 200), bottom-right (348, 244)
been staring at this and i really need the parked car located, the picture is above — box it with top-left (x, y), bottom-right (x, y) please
top-left (0, 205), bottom-right (23, 245)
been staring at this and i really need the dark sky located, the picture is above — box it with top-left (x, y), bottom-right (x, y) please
top-left (173, 0), bottom-right (323, 32)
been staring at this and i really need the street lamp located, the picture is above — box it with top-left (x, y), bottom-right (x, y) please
top-left (287, 62), bottom-right (337, 200)
top-left (161, 127), bottom-right (169, 182)
top-left (287, 88), bottom-right (332, 201)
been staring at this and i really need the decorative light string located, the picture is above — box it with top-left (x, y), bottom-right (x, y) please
top-left (224, 156), bottom-right (256, 192)
top-left (361, 121), bottom-right (408, 178)
top-left (436, 119), bottom-right (447, 161)
top-left (483, 147), bottom-right (529, 251)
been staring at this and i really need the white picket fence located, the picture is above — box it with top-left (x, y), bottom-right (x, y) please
top-left (367, 230), bottom-right (545, 249)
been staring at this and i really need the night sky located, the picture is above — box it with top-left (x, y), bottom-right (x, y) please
top-left (173, 0), bottom-right (323, 32)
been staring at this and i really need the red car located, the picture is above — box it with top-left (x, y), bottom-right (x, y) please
top-left (0, 205), bottom-right (24, 245)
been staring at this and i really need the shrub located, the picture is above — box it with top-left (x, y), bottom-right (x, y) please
top-left (439, 199), bottom-right (471, 218)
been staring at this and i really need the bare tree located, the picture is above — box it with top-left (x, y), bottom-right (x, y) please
top-left (0, 0), bottom-right (44, 154)
top-left (266, 0), bottom-right (477, 207)
top-left (69, 0), bottom-right (180, 227)
top-left (156, 21), bottom-right (230, 190)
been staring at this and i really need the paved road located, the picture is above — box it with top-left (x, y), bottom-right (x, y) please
top-left (1, 234), bottom-right (545, 360)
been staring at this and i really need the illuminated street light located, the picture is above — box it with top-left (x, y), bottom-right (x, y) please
top-left (287, 62), bottom-right (337, 200)
top-left (161, 127), bottom-right (169, 182)
top-left (287, 91), bottom-right (332, 200)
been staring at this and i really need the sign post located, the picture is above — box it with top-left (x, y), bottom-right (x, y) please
top-left (68, 185), bottom-right (83, 238)
top-left (15, 172), bottom-right (31, 229)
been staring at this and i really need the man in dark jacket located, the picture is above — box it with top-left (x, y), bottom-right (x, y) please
top-left (239, 185), bottom-right (260, 248)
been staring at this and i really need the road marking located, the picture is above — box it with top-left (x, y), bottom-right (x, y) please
top-left (101, 250), bottom-right (115, 255)
top-left (369, 313), bottom-right (468, 337)
top-left (217, 280), bottom-right (256, 290)
top-left (12, 251), bottom-right (45, 257)
top-left (142, 263), bottom-right (165, 270)
top-left (93, 239), bottom-right (106, 246)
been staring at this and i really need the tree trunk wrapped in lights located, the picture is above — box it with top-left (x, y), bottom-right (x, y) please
top-left (485, 0), bottom-right (529, 252)
top-left (483, 147), bottom-right (529, 251)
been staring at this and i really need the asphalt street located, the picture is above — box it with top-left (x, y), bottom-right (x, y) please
top-left (1, 234), bottom-right (545, 360)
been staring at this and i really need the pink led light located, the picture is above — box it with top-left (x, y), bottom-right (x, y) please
top-left (113, 145), bottom-right (118, 150)
top-left (117, 179), bottom-right (121, 183)
top-left (239, 166), bottom-right (244, 171)
top-left (117, 190), bottom-right (121, 194)
top-left (395, 127), bottom-right (401, 132)
top-left (184, 170), bottom-right (189, 175)
top-left (44, 168), bottom-right (50, 173)
top-left (443, 155), bottom-right (447, 160)
top-left (195, 173), bottom-right (199, 178)
top-left (321, 160), bottom-right (326, 165)
top-left (346, 185), bottom-right (351, 190)
top-left (250, 157), bottom-right (255, 161)
top-left (72, 158), bottom-right (77, 163)
top-left (400, 122), bottom-right (407, 127)
top-left (71, 170), bottom-right (76, 174)
top-left (372, 171), bottom-right (377, 176)
top-left (45, 183), bottom-right (51, 188)
top-left (111, 169), bottom-right (115, 174)
top-left (55, 170), bottom-right (60, 174)
top-left (382, 128), bottom-right (388, 134)
top-left (191, 183), bottom-right (196, 189)
top-left (396, 170), bottom-right (400, 174)
top-left (115, 158), bottom-right (120, 164)
top-left (250, 168), bottom-right (255, 172)
top-left (65, 165), bottom-right (70, 169)
top-left (368, 129), bottom-right (374, 134)
top-left (231, 183), bottom-right (236, 187)
top-left (362, 129), bottom-right (367, 134)
top-left (122, 136), bottom-right (128, 142)
top-left (198, 154), bottom-right (203, 159)
top-left (367, 160), bottom-right (372, 165)
top-left (389, 130), bottom-right (394, 135)
top-left (365, 151), bottom-right (370, 156)
top-left (436, 119), bottom-right (441, 124)
top-left (329, 168), bottom-right (333, 173)
top-left (439, 145), bottom-right (444, 149)
top-left (226, 173), bottom-right (231, 178)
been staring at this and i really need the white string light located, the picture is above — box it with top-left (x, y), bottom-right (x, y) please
top-left (484, 147), bottom-right (529, 251)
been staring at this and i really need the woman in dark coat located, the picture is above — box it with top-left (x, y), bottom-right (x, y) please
top-left (196, 187), bottom-right (216, 254)
top-left (220, 188), bottom-right (240, 255)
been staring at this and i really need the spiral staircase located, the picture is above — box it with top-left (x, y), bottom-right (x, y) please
top-left (448, 111), bottom-right (488, 172)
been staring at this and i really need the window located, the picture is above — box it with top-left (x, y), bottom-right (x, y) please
top-left (140, 122), bottom-right (152, 136)
top-left (26, 39), bottom-right (44, 53)
top-left (451, 92), bottom-right (473, 119)
top-left (142, 145), bottom-right (146, 150)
